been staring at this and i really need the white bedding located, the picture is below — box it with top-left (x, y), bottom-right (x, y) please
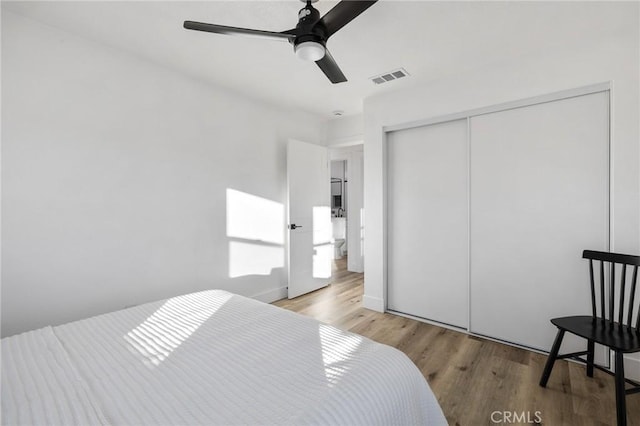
top-left (2, 290), bottom-right (446, 425)
top-left (1, 327), bottom-right (108, 425)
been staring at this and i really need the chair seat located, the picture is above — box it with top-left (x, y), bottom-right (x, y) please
top-left (551, 315), bottom-right (640, 353)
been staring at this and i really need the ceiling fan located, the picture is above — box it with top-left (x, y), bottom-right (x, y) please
top-left (183, 0), bottom-right (378, 84)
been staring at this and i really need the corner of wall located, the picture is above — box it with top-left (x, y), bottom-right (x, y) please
top-left (326, 113), bottom-right (364, 147)
top-left (362, 294), bottom-right (384, 313)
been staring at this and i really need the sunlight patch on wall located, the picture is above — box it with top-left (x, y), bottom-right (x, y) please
top-left (124, 291), bottom-right (232, 368)
top-left (229, 241), bottom-right (284, 278)
top-left (226, 188), bottom-right (285, 278)
top-left (227, 189), bottom-right (284, 245)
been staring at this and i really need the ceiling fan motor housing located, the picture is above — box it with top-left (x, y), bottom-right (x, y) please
top-left (293, 3), bottom-right (326, 48)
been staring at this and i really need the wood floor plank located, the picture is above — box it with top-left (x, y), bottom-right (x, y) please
top-left (274, 257), bottom-right (640, 425)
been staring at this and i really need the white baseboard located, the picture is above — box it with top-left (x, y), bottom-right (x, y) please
top-left (251, 286), bottom-right (288, 304)
top-left (362, 294), bottom-right (384, 312)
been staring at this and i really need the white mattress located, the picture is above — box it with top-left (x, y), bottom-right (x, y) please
top-left (2, 290), bottom-right (446, 425)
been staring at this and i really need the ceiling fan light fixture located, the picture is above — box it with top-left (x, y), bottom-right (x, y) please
top-left (295, 41), bottom-right (325, 61)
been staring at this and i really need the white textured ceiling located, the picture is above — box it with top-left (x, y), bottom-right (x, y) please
top-left (3, 1), bottom-right (635, 118)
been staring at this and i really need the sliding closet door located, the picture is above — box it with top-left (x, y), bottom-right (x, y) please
top-left (470, 91), bottom-right (609, 352)
top-left (387, 119), bottom-right (468, 329)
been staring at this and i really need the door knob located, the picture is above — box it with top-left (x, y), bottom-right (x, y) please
top-left (289, 224), bottom-right (303, 230)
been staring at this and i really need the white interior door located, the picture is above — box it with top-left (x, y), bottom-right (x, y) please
top-left (469, 91), bottom-right (609, 359)
top-left (387, 119), bottom-right (469, 329)
top-left (287, 139), bottom-right (331, 299)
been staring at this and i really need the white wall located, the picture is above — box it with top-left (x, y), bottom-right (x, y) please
top-left (1, 11), bottom-right (326, 337)
top-left (326, 114), bottom-right (364, 147)
top-left (363, 18), bottom-right (639, 312)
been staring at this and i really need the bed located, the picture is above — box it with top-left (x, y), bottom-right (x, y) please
top-left (1, 290), bottom-right (446, 425)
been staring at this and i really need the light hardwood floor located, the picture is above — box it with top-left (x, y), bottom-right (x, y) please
top-left (274, 257), bottom-right (639, 426)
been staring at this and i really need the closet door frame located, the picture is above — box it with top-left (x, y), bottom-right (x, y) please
top-left (381, 82), bottom-right (612, 346)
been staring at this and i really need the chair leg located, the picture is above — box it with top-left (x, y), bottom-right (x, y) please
top-left (586, 339), bottom-right (594, 378)
top-left (540, 329), bottom-right (565, 387)
top-left (614, 351), bottom-right (627, 426)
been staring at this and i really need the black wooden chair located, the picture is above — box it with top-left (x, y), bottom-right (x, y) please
top-left (539, 250), bottom-right (640, 425)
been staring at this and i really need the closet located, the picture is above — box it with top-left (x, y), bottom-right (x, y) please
top-left (386, 88), bottom-right (609, 354)
top-left (387, 119), bottom-right (468, 329)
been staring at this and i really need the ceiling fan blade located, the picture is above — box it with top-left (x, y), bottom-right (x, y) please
top-left (184, 21), bottom-right (296, 42)
top-left (318, 1), bottom-right (378, 38)
top-left (315, 49), bottom-right (347, 84)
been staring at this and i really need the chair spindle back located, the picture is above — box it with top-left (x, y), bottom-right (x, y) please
top-left (583, 250), bottom-right (640, 328)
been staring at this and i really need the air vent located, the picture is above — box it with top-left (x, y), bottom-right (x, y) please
top-left (370, 68), bottom-right (410, 85)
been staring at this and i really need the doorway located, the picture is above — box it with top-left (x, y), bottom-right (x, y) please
top-left (329, 145), bottom-right (364, 276)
